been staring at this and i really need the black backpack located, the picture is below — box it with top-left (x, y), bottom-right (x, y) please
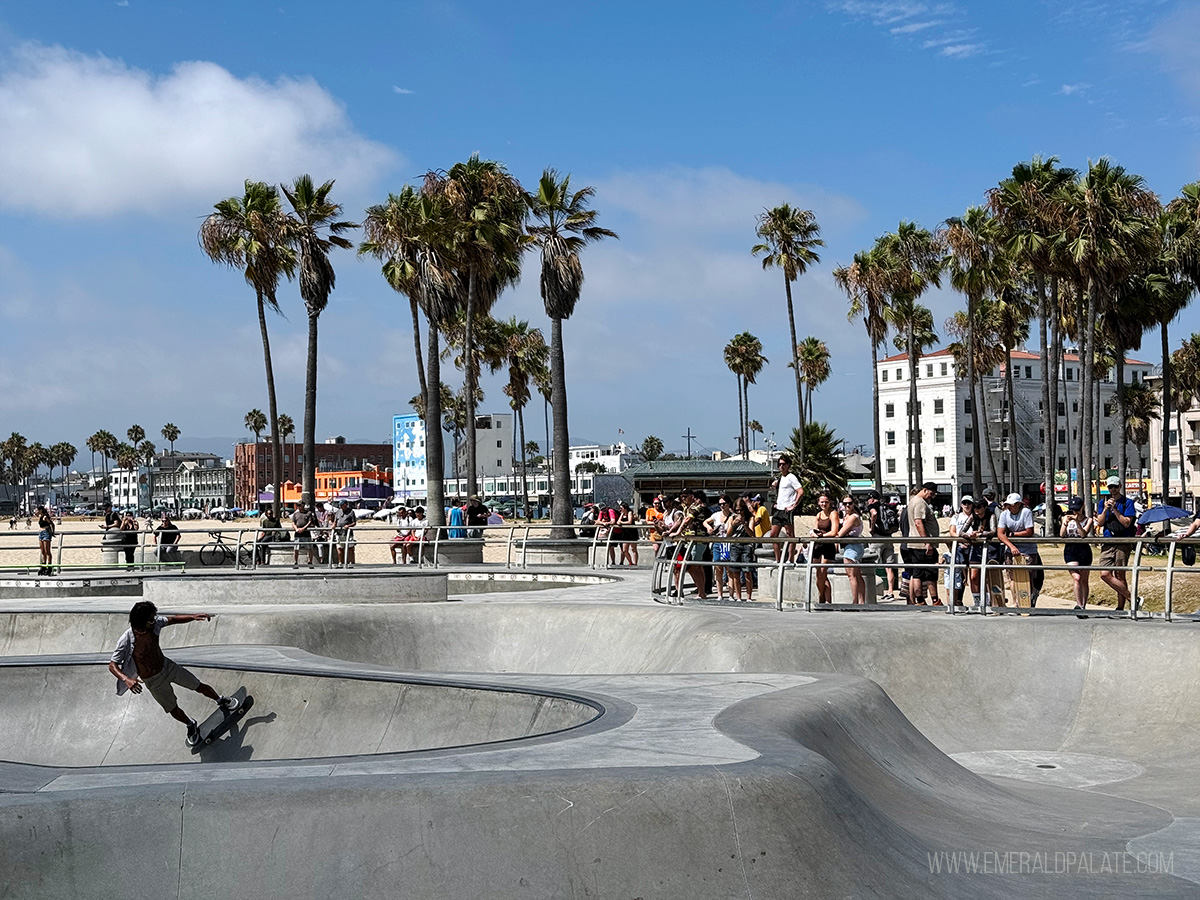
top-left (879, 504), bottom-right (900, 536)
top-left (897, 504), bottom-right (909, 538)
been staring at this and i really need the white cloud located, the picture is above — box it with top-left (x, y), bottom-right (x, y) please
top-left (1058, 82), bottom-right (1091, 96)
top-left (0, 42), bottom-right (397, 218)
top-left (890, 20), bottom-right (942, 33)
top-left (1147, 5), bottom-right (1200, 99)
top-left (392, 85), bottom-right (414, 95)
top-left (829, 1), bottom-right (953, 26)
top-left (940, 43), bottom-right (984, 59)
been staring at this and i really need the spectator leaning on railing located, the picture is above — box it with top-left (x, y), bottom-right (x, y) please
top-left (997, 493), bottom-right (1043, 607)
top-left (1096, 474), bottom-right (1139, 611)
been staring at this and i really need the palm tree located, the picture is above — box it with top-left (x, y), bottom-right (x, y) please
top-left (93, 429), bottom-right (117, 504)
top-left (991, 277), bottom-right (1035, 490)
top-left (424, 155), bottom-right (528, 501)
top-left (989, 157), bottom-right (1077, 526)
top-left (836, 247), bottom-right (890, 494)
top-left (641, 435), bottom-right (664, 461)
top-left (1104, 273), bottom-right (1159, 483)
top-left (54, 442), bottom-right (76, 504)
top-left (2, 433), bottom-right (26, 487)
top-left (1063, 160), bottom-right (1160, 512)
top-left (1171, 334), bottom-right (1200, 499)
top-left (527, 169), bottom-right (618, 532)
top-left (877, 222), bottom-right (943, 489)
top-left (753, 205), bottom-right (825, 456)
top-left (945, 306), bottom-right (1007, 490)
top-left (747, 420), bottom-right (763, 451)
top-left (161, 424), bottom-right (180, 455)
top-left (277, 414), bottom-right (295, 444)
top-left (362, 185), bottom-right (460, 526)
top-left (1162, 184), bottom-right (1200, 500)
top-left (200, 180), bottom-right (296, 518)
top-left (497, 316), bottom-right (548, 519)
top-left (281, 174), bottom-right (357, 507)
top-left (84, 431), bottom-right (103, 496)
top-left (941, 206), bottom-right (1004, 497)
top-left (786, 422), bottom-right (851, 511)
top-left (1122, 384), bottom-right (1160, 449)
top-left (244, 409), bottom-right (267, 443)
top-left (796, 336), bottom-right (831, 423)
top-left (723, 332), bottom-right (767, 456)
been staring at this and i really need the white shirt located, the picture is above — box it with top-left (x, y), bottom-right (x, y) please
top-left (999, 506), bottom-right (1036, 555)
top-left (951, 511), bottom-right (973, 536)
top-left (775, 473), bottom-right (801, 512)
top-left (395, 515), bottom-right (412, 537)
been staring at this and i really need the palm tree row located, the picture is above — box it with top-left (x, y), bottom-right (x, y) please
top-left (361, 161), bottom-right (615, 528)
top-left (833, 156), bottom-right (1200, 521)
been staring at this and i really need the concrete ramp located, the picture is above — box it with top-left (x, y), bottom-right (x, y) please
top-left (0, 663), bottom-right (599, 767)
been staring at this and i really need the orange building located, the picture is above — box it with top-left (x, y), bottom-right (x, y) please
top-left (234, 438), bottom-right (392, 509)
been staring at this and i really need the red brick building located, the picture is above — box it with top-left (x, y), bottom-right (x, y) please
top-left (234, 438), bottom-right (392, 509)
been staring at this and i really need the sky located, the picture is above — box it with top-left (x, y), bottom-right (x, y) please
top-left (2, 0), bottom-right (1200, 466)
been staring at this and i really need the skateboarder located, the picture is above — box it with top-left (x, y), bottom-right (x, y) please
top-left (108, 600), bottom-right (240, 747)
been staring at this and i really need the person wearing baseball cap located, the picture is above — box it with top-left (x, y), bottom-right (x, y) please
top-left (1096, 475), bottom-right (1139, 610)
top-left (997, 492), bottom-right (1043, 606)
top-left (1060, 495), bottom-right (1094, 610)
top-left (902, 482), bottom-right (942, 605)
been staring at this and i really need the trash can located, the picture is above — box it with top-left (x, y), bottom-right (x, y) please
top-left (100, 530), bottom-right (123, 566)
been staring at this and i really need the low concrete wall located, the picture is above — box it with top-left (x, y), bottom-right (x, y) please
top-left (142, 571), bottom-right (448, 606)
top-left (760, 560), bottom-right (879, 605)
top-left (514, 541), bottom-right (592, 567)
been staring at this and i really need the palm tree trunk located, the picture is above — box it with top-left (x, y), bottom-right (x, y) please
top-left (742, 377), bottom-right (751, 458)
top-left (1162, 318), bottom-right (1172, 503)
top-left (256, 287), bottom-right (283, 520)
top-left (1061, 362), bottom-right (1073, 497)
top-left (909, 322), bottom-right (922, 489)
top-left (1048, 276), bottom-right (1062, 502)
top-left (871, 341), bottom-right (883, 495)
top-left (1178, 407), bottom-right (1187, 502)
top-left (784, 275), bottom-right (804, 462)
top-left (550, 315), bottom-right (572, 534)
top-left (544, 395), bottom-right (551, 515)
top-left (1038, 275), bottom-right (1053, 533)
top-left (736, 373), bottom-right (745, 456)
top-left (1006, 345), bottom-right (1018, 493)
top-left (464, 267), bottom-right (479, 500)
top-left (410, 297), bottom-right (428, 414)
top-left (967, 294), bottom-right (982, 497)
top-left (425, 322), bottom-right (445, 527)
top-left (1081, 282), bottom-right (1097, 514)
top-left (1116, 354), bottom-right (1127, 488)
top-left (302, 312), bottom-right (319, 508)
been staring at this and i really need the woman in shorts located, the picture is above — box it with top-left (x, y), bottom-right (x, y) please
top-left (36, 504), bottom-right (55, 575)
top-left (836, 495), bottom-right (866, 604)
top-left (616, 502), bottom-right (639, 567)
top-left (727, 496), bottom-right (755, 601)
top-left (809, 492), bottom-right (840, 604)
top-left (965, 497), bottom-right (997, 604)
top-left (1060, 495), bottom-right (1094, 610)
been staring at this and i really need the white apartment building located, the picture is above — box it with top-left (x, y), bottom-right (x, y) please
top-left (151, 453), bottom-right (233, 511)
top-left (454, 413), bottom-right (514, 480)
top-left (568, 442), bottom-right (643, 475)
top-left (1145, 373), bottom-right (1200, 506)
top-left (107, 466), bottom-right (150, 510)
top-left (876, 348), bottom-right (1152, 503)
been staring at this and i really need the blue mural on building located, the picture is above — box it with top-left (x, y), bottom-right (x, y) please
top-left (393, 414), bottom-right (429, 501)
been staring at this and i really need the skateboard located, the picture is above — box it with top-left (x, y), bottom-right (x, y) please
top-left (1008, 554), bottom-right (1033, 608)
top-left (190, 687), bottom-right (253, 751)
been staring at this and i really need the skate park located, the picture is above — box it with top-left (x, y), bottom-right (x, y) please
top-left (2, 535), bottom-right (1200, 900)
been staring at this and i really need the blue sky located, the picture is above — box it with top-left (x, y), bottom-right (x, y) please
top-left (2, 1), bottom-right (1199, 464)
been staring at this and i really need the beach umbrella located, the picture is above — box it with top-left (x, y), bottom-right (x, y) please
top-left (371, 508), bottom-right (393, 520)
top-left (1138, 505), bottom-right (1192, 525)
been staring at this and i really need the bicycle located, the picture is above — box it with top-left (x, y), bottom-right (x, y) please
top-left (199, 531), bottom-right (253, 567)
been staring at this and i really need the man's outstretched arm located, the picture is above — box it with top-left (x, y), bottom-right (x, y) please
top-left (163, 613), bottom-right (213, 627)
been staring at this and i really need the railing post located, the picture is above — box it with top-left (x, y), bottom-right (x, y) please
top-left (505, 525), bottom-right (516, 569)
top-left (432, 525), bottom-right (441, 569)
top-left (55, 531), bottom-right (64, 573)
top-left (947, 546), bottom-right (959, 614)
top-left (521, 523), bottom-right (532, 568)
top-left (1129, 536), bottom-right (1145, 620)
top-left (1165, 541), bottom-right (1178, 623)
top-left (980, 547), bottom-right (991, 615)
top-left (804, 538), bottom-right (816, 612)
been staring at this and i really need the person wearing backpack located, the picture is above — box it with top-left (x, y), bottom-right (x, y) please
top-left (866, 492), bottom-right (898, 601)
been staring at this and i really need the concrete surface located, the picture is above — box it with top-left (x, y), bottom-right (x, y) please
top-left (2, 570), bottom-right (1200, 897)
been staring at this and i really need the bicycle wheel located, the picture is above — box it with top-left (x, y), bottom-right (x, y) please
top-left (235, 543), bottom-right (254, 567)
top-left (199, 542), bottom-right (229, 566)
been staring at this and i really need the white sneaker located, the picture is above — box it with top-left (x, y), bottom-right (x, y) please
top-left (185, 722), bottom-right (202, 747)
top-left (219, 695), bottom-right (240, 714)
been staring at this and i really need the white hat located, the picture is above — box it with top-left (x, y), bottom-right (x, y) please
top-left (1105, 475), bottom-right (1121, 486)
top-left (1004, 492), bottom-right (1023, 506)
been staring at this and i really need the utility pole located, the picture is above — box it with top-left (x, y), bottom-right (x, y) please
top-left (682, 428), bottom-right (696, 460)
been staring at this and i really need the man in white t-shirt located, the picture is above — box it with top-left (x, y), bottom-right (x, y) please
top-left (769, 454), bottom-right (804, 563)
top-left (997, 492), bottom-right (1043, 606)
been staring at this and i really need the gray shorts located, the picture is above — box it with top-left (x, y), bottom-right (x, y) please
top-left (870, 542), bottom-right (897, 564)
top-left (143, 657), bottom-right (201, 712)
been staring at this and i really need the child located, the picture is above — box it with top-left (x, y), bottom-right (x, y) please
top-left (108, 601), bottom-right (239, 747)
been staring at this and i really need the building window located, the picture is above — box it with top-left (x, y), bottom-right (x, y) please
top-left (1130, 370), bottom-right (1139, 385)
top-left (1059, 457), bottom-right (1066, 469)
top-left (1058, 429), bottom-right (1066, 444)
top-left (926, 364), bottom-right (933, 378)
top-left (896, 368), bottom-right (903, 380)
top-left (496, 460), bottom-right (502, 468)
top-left (1066, 368), bottom-right (1074, 381)
top-left (1025, 366), bottom-right (1032, 379)
top-left (933, 398), bottom-right (944, 414)
top-left (1140, 456), bottom-right (1147, 470)
top-left (886, 459), bottom-right (896, 474)
top-left (1104, 456), bottom-right (1112, 469)
top-left (935, 456), bottom-right (945, 472)
top-left (1103, 403), bottom-right (1112, 417)
top-left (885, 403), bottom-right (894, 418)
top-left (1072, 401), bottom-right (1079, 413)
top-left (1169, 429), bottom-right (1178, 444)
top-left (964, 398), bottom-right (973, 414)
top-left (497, 440), bottom-right (502, 449)
top-left (1057, 402), bottom-right (1065, 416)
top-left (882, 369), bottom-right (888, 382)
top-left (886, 431), bottom-right (896, 446)
top-left (934, 427), bottom-right (945, 443)
top-left (965, 456), bottom-right (973, 473)
top-left (941, 362), bottom-right (948, 376)
top-left (1013, 366), bottom-right (1019, 380)
top-left (965, 427), bottom-right (974, 444)
top-left (1104, 430), bottom-right (1111, 445)
top-left (1003, 459), bottom-right (1010, 473)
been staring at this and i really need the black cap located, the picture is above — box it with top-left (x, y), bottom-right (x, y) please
top-left (921, 481), bottom-right (938, 493)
